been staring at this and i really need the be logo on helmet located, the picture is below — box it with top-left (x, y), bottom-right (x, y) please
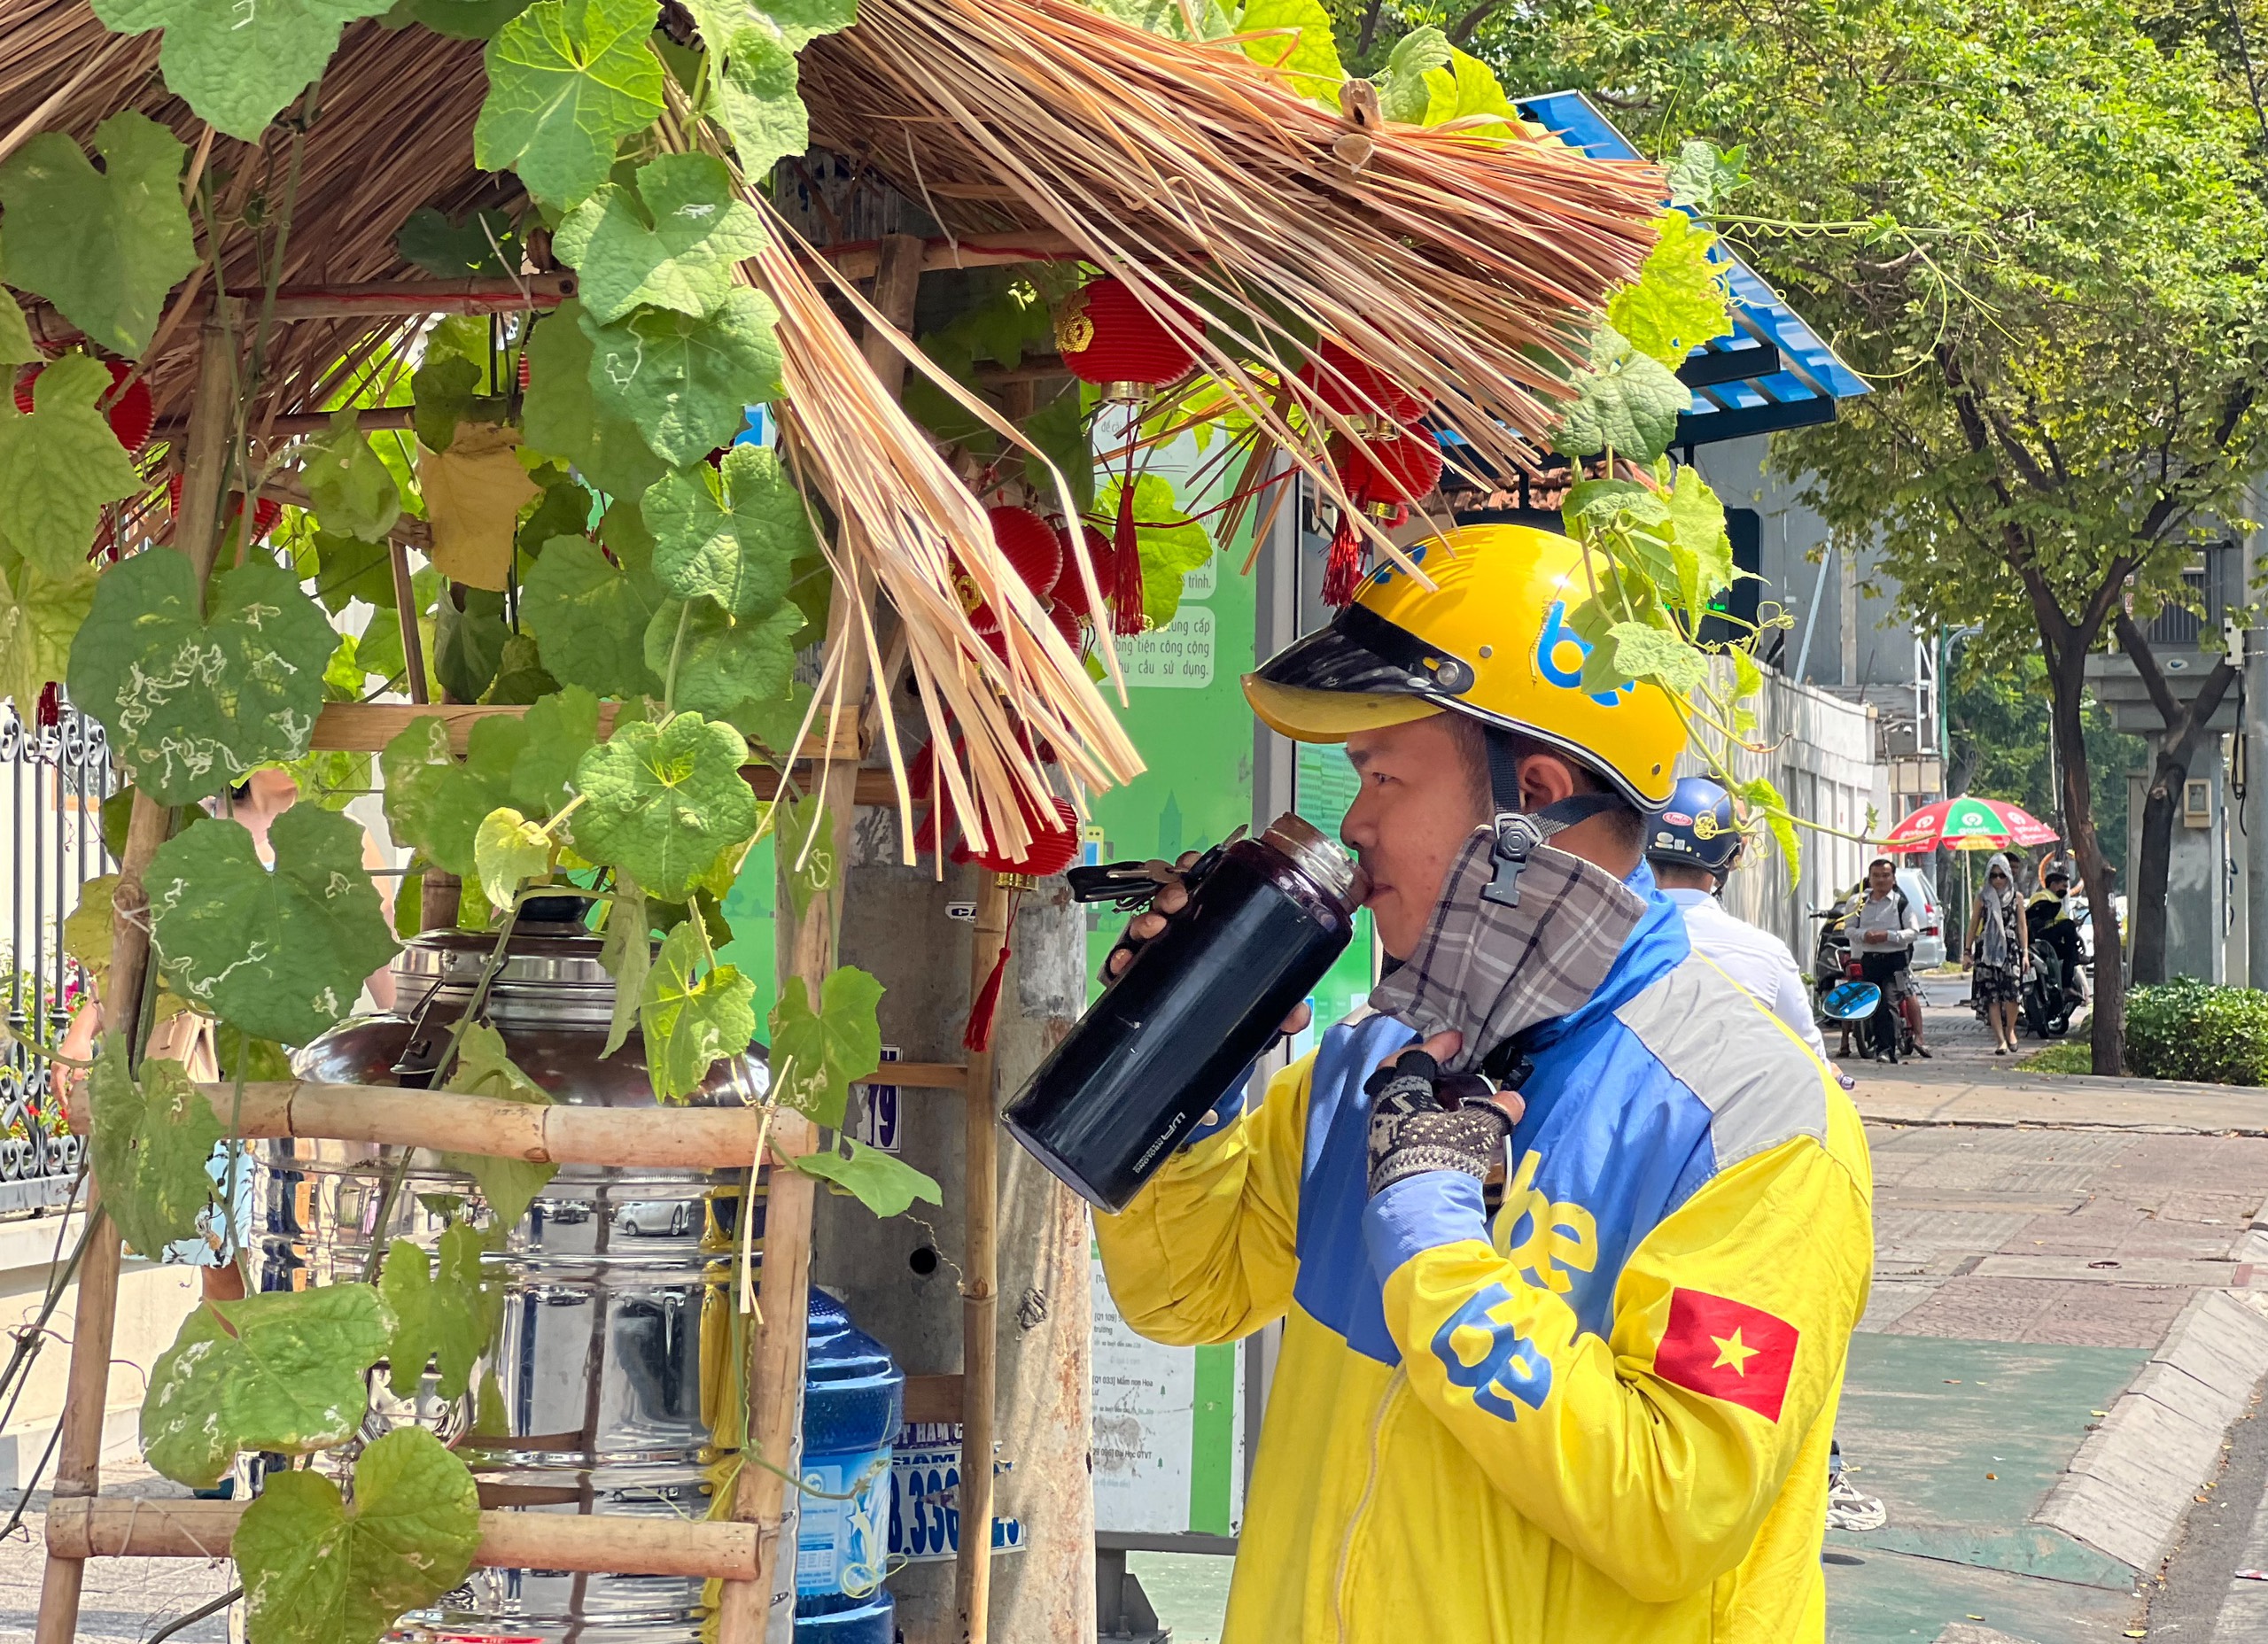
top-left (1534, 601), bottom-right (1628, 707)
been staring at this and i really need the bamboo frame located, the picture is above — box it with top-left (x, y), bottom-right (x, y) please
top-left (48, 1499), bottom-right (759, 1578)
top-left (956, 872), bottom-right (1014, 1638)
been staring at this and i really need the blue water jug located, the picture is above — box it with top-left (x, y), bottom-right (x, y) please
top-left (795, 1288), bottom-right (904, 1642)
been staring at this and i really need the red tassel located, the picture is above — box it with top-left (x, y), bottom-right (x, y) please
top-left (1111, 477), bottom-right (1146, 636)
top-left (963, 935), bottom-right (1012, 1052)
top-left (1322, 513), bottom-right (1366, 607)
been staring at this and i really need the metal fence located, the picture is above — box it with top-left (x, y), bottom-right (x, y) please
top-left (0, 701), bottom-right (111, 1217)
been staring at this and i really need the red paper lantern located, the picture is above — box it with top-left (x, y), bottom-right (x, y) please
top-left (987, 505), bottom-right (1063, 600)
top-left (1048, 595), bottom-right (1083, 651)
top-left (1051, 522), bottom-right (1110, 620)
top-left (1321, 420), bottom-right (1444, 607)
top-left (970, 795), bottom-right (1082, 877)
top-left (167, 473), bottom-right (284, 542)
top-left (1299, 338), bottom-right (1421, 425)
top-left (1056, 277), bottom-right (1198, 391)
top-left (17, 360), bottom-right (153, 454)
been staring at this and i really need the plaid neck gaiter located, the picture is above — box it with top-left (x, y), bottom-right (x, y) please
top-left (1368, 822), bottom-right (1647, 1075)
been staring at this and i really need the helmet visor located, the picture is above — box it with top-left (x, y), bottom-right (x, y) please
top-left (1242, 605), bottom-right (1476, 745)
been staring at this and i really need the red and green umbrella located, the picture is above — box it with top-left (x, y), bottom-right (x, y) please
top-left (1882, 795), bottom-right (2059, 853)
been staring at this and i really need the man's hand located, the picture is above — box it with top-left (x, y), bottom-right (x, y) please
top-left (1862, 928), bottom-right (1884, 945)
top-left (1365, 1031), bottom-right (1526, 1198)
top-left (1099, 849), bottom-right (1313, 1038)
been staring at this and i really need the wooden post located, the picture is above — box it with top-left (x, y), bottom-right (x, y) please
top-left (35, 305), bottom-right (239, 1644)
top-left (955, 872), bottom-right (1014, 1642)
top-left (721, 230), bottom-right (928, 1644)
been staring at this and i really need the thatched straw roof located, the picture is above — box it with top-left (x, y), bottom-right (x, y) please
top-left (0, 0), bottom-right (1666, 854)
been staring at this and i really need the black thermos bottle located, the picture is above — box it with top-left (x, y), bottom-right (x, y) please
top-left (1002, 813), bottom-right (1357, 1212)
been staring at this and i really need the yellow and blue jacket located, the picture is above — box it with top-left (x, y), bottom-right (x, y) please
top-left (1093, 894), bottom-right (1874, 1642)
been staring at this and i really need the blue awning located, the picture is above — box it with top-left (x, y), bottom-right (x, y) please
top-left (1515, 90), bottom-right (1868, 447)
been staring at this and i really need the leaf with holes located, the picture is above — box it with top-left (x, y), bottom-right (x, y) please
top-left (141, 1283), bottom-right (392, 1488)
top-left (304, 407), bottom-right (403, 543)
top-left (233, 1425), bottom-right (481, 1644)
top-left (555, 152), bottom-right (768, 325)
top-left (569, 712), bottom-right (757, 896)
top-left (0, 558), bottom-right (97, 717)
top-left (379, 1223), bottom-right (501, 1401)
top-left (646, 445), bottom-right (811, 617)
top-left (1607, 213), bottom-right (1734, 373)
top-left (0, 353), bottom-right (143, 578)
top-left (765, 965), bottom-right (882, 1128)
top-left (582, 286), bottom-right (781, 465)
top-left (88, 1046), bottom-right (222, 1260)
top-left (638, 919), bottom-right (755, 1100)
top-left (91, 0), bottom-right (396, 141)
top-left (0, 111), bottom-right (198, 354)
top-left (522, 535), bottom-right (669, 699)
top-left (1557, 325), bottom-right (1690, 464)
top-left (68, 551), bottom-right (338, 805)
top-left (475, 805), bottom-right (554, 910)
top-left (789, 1139), bottom-right (941, 1219)
top-left (644, 598), bottom-right (801, 718)
top-left (440, 1021), bottom-right (556, 1226)
top-left (519, 300), bottom-right (670, 499)
top-left (145, 805), bottom-right (399, 1044)
top-left (474, 0), bottom-right (667, 206)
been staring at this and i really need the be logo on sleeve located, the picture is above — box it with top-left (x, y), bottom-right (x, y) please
top-left (1651, 1288), bottom-right (1800, 1422)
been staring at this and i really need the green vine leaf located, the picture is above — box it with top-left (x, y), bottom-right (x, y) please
top-left (1663, 464), bottom-right (1735, 616)
top-left (774, 792), bottom-right (833, 920)
top-left (382, 692), bottom-right (596, 877)
top-left (0, 354), bottom-right (143, 578)
top-left (475, 805), bottom-right (554, 909)
top-left (639, 919), bottom-right (756, 1099)
top-left (435, 587), bottom-right (510, 702)
top-left (0, 280), bottom-right (39, 368)
top-left (789, 1137), bottom-right (941, 1219)
top-left (765, 965), bottom-right (882, 1128)
top-left (1419, 47), bottom-right (1519, 130)
top-left (646, 444), bottom-right (812, 617)
top-left (598, 869), bottom-right (649, 1057)
top-left (141, 1283), bottom-right (392, 1488)
top-left (512, 685), bottom-right (602, 813)
top-left (88, 1045), bottom-right (223, 1260)
top-left (1234, 0), bottom-right (1346, 104)
top-left (474, 0), bottom-right (669, 207)
top-left (581, 286), bottom-right (783, 465)
top-left (643, 597), bottom-right (800, 718)
top-left (555, 151), bottom-right (768, 325)
top-left (311, 531), bottom-right (397, 613)
top-left (1096, 473), bottom-right (1213, 631)
top-left (410, 353), bottom-right (485, 455)
top-left (520, 299), bottom-right (670, 498)
top-left (0, 111), bottom-right (198, 356)
top-left (687, 0), bottom-right (856, 51)
top-left (483, 632), bottom-right (563, 704)
top-left (68, 551), bottom-right (338, 805)
top-left (1665, 138), bottom-right (1748, 213)
top-left (1604, 620), bottom-right (1707, 693)
top-left (570, 712), bottom-right (757, 896)
top-left (1556, 324), bottom-right (1690, 464)
top-left (397, 205), bottom-right (524, 275)
top-left (1376, 26), bottom-right (1449, 122)
top-left (233, 1425), bottom-right (481, 1644)
top-left (147, 804), bottom-right (400, 1043)
top-left (378, 1224), bottom-right (501, 1400)
top-left (0, 559), bottom-right (97, 715)
top-left (710, 26), bottom-right (808, 178)
top-left (441, 1021), bottom-right (557, 1225)
top-left (398, 0), bottom-right (538, 36)
top-left (303, 407), bottom-right (404, 543)
top-left (1606, 213), bottom-right (1735, 373)
top-left (522, 534), bottom-right (669, 698)
top-left (92, 0), bottom-right (396, 142)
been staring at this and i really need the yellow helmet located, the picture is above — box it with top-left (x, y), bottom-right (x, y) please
top-left (1242, 523), bottom-right (1685, 809)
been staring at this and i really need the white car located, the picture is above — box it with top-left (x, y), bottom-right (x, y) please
top-left (1899, 867), bottom-right (1948, 969)
top-left (615, 1200), bottom-right (695, 1237)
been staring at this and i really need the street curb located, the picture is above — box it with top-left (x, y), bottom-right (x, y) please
top-left (2033, 1290), bottom-right (2268, 1572)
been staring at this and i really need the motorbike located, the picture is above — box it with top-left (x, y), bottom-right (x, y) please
top-left (1812, 896), bottom-right (1917, 1059)
top-left (2020, 939), bottom-right (2090, 1039)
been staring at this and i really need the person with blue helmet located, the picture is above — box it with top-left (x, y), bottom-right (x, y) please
top-left (1644, 776), bottom-right (1829, 1064)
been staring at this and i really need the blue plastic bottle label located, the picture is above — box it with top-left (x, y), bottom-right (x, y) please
top-left (797, 1447), bottom-right (891, 1600)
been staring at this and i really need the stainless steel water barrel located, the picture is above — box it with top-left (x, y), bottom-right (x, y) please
top-left (256, 899), bottom-right (768, 1642)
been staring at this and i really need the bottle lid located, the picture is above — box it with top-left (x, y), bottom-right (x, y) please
top-left (1261, 811), bottom-right (1356, 910)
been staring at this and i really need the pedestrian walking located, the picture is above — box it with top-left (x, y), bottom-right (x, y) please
top-left (1965, 851), bottom-right (2029, 1054)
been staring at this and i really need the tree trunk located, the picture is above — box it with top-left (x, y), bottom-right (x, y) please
top-left (2045, 644), bottom-right (2125, 1074)
top-left (2129, 740), bottom-right (2187, 983)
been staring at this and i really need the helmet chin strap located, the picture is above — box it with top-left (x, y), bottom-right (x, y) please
top-left (1480, 727), bottom-right (1624, 908)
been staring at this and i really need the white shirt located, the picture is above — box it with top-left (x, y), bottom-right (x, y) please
top-left (1664, 888), bottom-right (1832, 1061)
top-left (1852, 888), bottom-right (1917, 951)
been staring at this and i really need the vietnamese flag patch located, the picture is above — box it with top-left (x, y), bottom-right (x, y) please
top-left (1652, 1288), bottom-right (1800, 1422)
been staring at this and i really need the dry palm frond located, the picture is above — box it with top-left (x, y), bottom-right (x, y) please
top-left (802, 0), bottom-right (1665, 560)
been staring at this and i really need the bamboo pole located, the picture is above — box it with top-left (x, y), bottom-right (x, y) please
top-left (719, 230), bottom-right (928, 1644)
top-left (955, 872), bottom-right (1014, 1642)
top-left (47, 1499), bottom-right (758, 1578)
top-left (35, 306), bottom-right (240, 1644)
